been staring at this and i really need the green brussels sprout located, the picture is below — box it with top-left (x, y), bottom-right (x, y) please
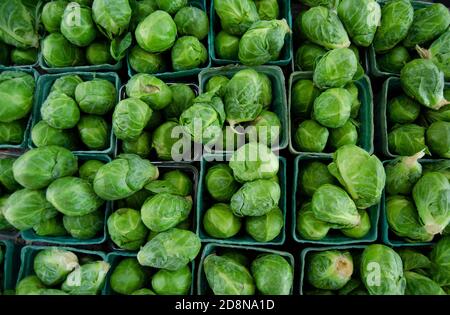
top-left (10, 48), bottom-right (37, 65)
top-left (50, 75), bottom-right (83, 99)
top-left (388, 124), bottom-right (429, 156)
top-left (405, 271), bottom-right (446, 295)
top-left (387, 95), bottom-right (421, 124)
top-left (251, 254), bottom-right (292, 295)
top-left (413, 172), bottom-right (450, 235)
top-left (0, 195), bottom-right (14, 231)
top-left (86, 42), bottom-right (114, 65)
top-left (220, 250), bottom-right (250, 267)
top-left (291, 79), bottom-right (320, 118)
top-left (33, 217), bottom-right (67, 237)
top-left (238, 19), bottom-right (290, 66)
top-left (247, 110), bottom-right (281, 146)
top-left (400, 59), bottom-right (448, 110)
top-left (122, 131), bottom-right (152, 158)
top-left (174, 7), bottom-right (208, 40)
top-left (41, 33), bottom-right (83, 67)
top-left (152, 121), bottom-right (182, 160)
top-left (308, 250), bottom-right (353, 290)
top-left (294, 43), bottom-right (326, 71)
top-left (377, 46), bottom-right (411, 74)
top-left (205, 76), bottom-right (229, 99)
top-left (62, 261), bottom-right (110, 295)
top-left (0, 71), bottom-right (35, 123)
top-left (341, 210), bottom-right (371, 239)
top-left (337, 0), bottom-right (381, 47)
top-left (13, 146), bottom-right (78, 189)
top-left (0, 158), bottom-right (21, 191)
top-left (63, 210), bottom-right (103, 239)
top-left (171, 36), bottom-right (208, 71)
top-left (424, 103), bottom-right (450, 124)
top-left (77, 115), bottom-right (109, 150)
top-left (79, 160), bottom-right (105, 183)
top-left (204, 254), bottom-right (255, 295)
top-left (418, 29), bottom-right (450, 81)
top-left (300, 162), bottom-right (336, 197)
top-left (385, 151), bottom-right (424, 196)
top-left (299, 0), bottom-right (338, 8)
top-left (423, 160), bottom-right (450, 181)
top-left (312, 88), bottom-right (352, 128)
top-left (41, 1), bottom-right (68, 33)
top-left (47, 177), bottom-right (104, 217)
top-left (203, 203), bottom-right (242, 239)
top-left (0, 121), bottom-right (25, 144)
top-left (214, 0), bottom-right (260, 36)
top-left (152, 265), bottom-right (191, 295)
top-left (16, 276), bottom-right (46, 295)
top-left (345, 83), bottom-right (360, 119)
top-left (93, 154), bottom-right (159, 201)
top-left (361, 244), bottom-right (406, 295)
top-left (163, 84), bottom-right (195, 119)
top-left (61, 4), bottom-right (96, 47)
top-left (110, 258), bottom-right (147, 295)
top-left (430, 237), bottom-right (450, 286)
top-left (112, 98), bottom-right (152, 142)
top-left (337, 278), bottom-right (365, 295)
top-left (135, 10), bottom-right (177, 53)
top-left (215, 31), bottom-right (240, 60)
top-left (145, 170), bottom-right (192, 197)
top-left (329, 120), bottom-right (358, 149)
top-left (301, 7), bottom-right (350, 50)
top-left (426, 121), bottom-right (450, 158)
top-left (137, 228), bottom-right (201, 271)
top-left (206, 164), bottom-right (238, 202)
top-left (107, 208), bottom-right (147, 250)
top-left (245, 207), bottom-right (283, 242)
top-left (34, 248), bottom-right (79, 286)
top-left (129, 46), bottom-right (167, 74)
top-left (31, 121), bottom-right (76, 149)
top-left (259, 72), bottom-right (274, 108)
top-left (132, 288), bottom-right (156, 295)
top-left (313, 48), bottom-right (358, 89)
top-left (92, 0), bottom-right (131, 40)
top-left (397, 249), bottom-right (431, 271)
top-left (294, 120), bottom-right (329, 153)
top-left (41, 92), bottom-right (81, 129)
top-left (75, 79), bottom-right (116, 115)
top-left (229, 142), bottom-right (278, 183)
top-left (126, 74), bottom-right (173, 110)
top-left (156, 0), bottom-right (187, 14)
top-left (116, 191), bottom-right (152, 211)
top-left (255, 0), bottom-right (279, 20)
top-left (297, 202), bottom-right (330, 241)
top-left (130, 0), bottom-right (158, 30)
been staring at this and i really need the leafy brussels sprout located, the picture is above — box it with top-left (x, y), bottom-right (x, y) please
top-left (50, 75), bottom-right (83, 99)
top-left (110, 258), bottom-right (147, 295)
top-left (112, 98), bottom-right (152, 142)
top-left (423, 160), bottom-right (450, 181)
top-left (10, 48), bottom-right (37, 65)
top-left (238, 19), bottom-right (290, 66)
top-left (86, 42), bottom-right (113, 65)
top-left (214, 31), bottom-right (240, 60)
top-left (132, 288), bottom-right (156, 295)
top-left (294, 120), bottom-right (329, 153)
top-left (0, 158), bottom-right (20, 191)
top-left (174, 6), bottom-right (208, 40)
top-left (60, 3), bottom-right (96, 47)
top-left (220, 250), bottom-right (250, 267)
top-left (300, 162), bottom-right (336, 197)
top-left (130, 0), bottom-right (158, 30)
top-left (34, 248), bottom-right (79, 286)
top-left (205, 164), bottom-right (238, 202)
top-left (41, 92), bottom-right (81, 130)
top-left (92, 0), bottom-right (131, 40)
top-left (107, 208), bottom-right (147, 250)
top-left (388, 124), bottom-right (429, 156)
top-left (135, 10), bottom-right (177, 53)
top-left (231, 179), bottom-right (280, 217)
top-left (329, 120), bottom-right (358, 149)
top-left (63, 210), bottom-right (103, 239)
top-left (413, 172), bottom-right (450, 235)
top-left (430, 237), bottom-right (450, 286)
top-left (156, 0), bottom-right (187, 14)
top-left (163, 84), bottom-right (195, 119)
top-left (152, 121), bottom-right (183, 160)
top-left (378, 46), bottom-right (411, 74)
top-left (405, 271), bottom-right (446, 295)
top-left (426, 121), bottom-right (450, 158)
top-left (0, 71), bottom-right (35, 123)
top-left (204, 254), bottom-right (255, 295)
top-left (388, 95), bottom-right (421, 124)
top-left (255, 0), bottom-right (279, 20)
top-left (16, 276), bottom-right (46, 295)
top-left (424, 103), bottom-right (450, 124)
top-left (93, 154), bottom-right (158, 201)
top-left (203, 203), bottom-right (241, 239)
top-left (373, 0), bottom-right (414, 53)
top-left (79, 160), bottom-right (105, 183)
top-left (126, 74), bottom-right (173, 110)
top-left (41, 1), bottom-right (68, 33)
top-left (294, 43), bottom-right (326, 71)
top-left (245, 207), bottom-right (283, 242)
top-left (62, 261), bottom-right (110, 295)
top-left (145, 170), bottom-right (192, 197)
top-left (299, 0), bottom-right (339, 8)
top-left (137, 228), bottom-right (201, 271)
top-left (0, 121), bottom-right (25, 144)
top-left (360, 244), bottom-right (406, 295)
top-left (251, 254), bottom-right (292, 295)
top-left (31, 121), bottom-right (76, 149)
top-left (313, 48), bottom-right (358, 89)
top-left (291, 80), bottom-right (320, 118)
top-left (41, 33), bottom-right (83, 67)
top-left (33, 217), bottom-right (67, 237)
top-left (247, 110), bottom-right (281, 146)
top-left (13, 146), bottom-right (78, 189)
top-left (313, 88), bottom-right (352, 128)
top-left (341, 210), bottom-right (371, 239)
top-left (301, 7), bottom-right (350, 49)
top-left (171, 36), bottom-right (208, 71)
top-left (129, 46), bottom-right (166, 74)
top-left (344, 83), bottom-right (360, 119)
top-left (152, 265), bottom-right (191, 295)
top-left (0, 195), bottom-right (14, 231)
top-left (205, 76), bottom-right (229, 99)
top-left (397, 249), bottom-right (431, 271)
top-left (75, 79), bottom-right (116, 115)
top-left (77, 115), bottom-right (109, 150)
top-left (308, 251), bottom-right (353, 290)
top-left (122, 132), bottom-right (152, 158)
top-left (418, 29), bottom-right (450, 80)
top-left (214, 0), bottom-right (260, 36)
top-left (385, 151), bottom-right (424, 196)
top-left (297, 202), bottom-right (330, 240)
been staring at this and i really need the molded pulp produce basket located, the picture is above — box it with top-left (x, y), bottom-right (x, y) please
top-left (30, 72), bottom-right (121, 155)
top-left (0, 239), bottom-right (20, 293)
top-left (292, 155), bottom-right (380, 245)
top-left (0, 67), bottom-right (39, 150)
top-left (197, 243), bottom-right (295, 295)
top-left (38, 54), bottom-right (122, 74)
top-left (198, 65), bottom-right (289, 151)
top-left (21, 154), bottom-right (112, 246)
top-left (209, 0), bottom-right (292, 66)
top-left (288, 72), bottom-right (374, 156)
top-left (196, 154), bottom-right (287, 246)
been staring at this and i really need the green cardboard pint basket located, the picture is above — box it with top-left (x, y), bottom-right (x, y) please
top-left (0, 239), bottom-right (20, 294)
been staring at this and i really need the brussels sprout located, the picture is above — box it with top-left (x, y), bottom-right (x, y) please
top-left (86, 42), bottom-right (114, 65)
top-left (122, 132), bottom-right (152, 158)
top-left (260, 72), bottom-right (274, 108)
top-left (378, 46), bottom-right (411, 74)
top-left (63, 210), bottom-right (103, 239)
top-left (344, 83), bottom-right (360, 119)
top-left (33, 217), bottom-right (67, 237)
top-left (255, 0), bottom-right (279, 20)
top-left (205, 164), bottom-right (238, 202)
top-left (41, 92), bottom-right (80, 130)
top-left (247, 110), bottom-right (281, 146)
top-left (424, 103), bottom-right (450, 124)
top-left (297, 203), bottom-right (330, 240)
top-left (300, 162), bottom-right (335, 197)
top-left (62, 261), bottom-right (110, 295)
top-left (291, 80), bottom-right (320, 118)
top-left (126, 74), bottom-right (173, 110)
top-left (0, 121), bottom-right (25, 144)
top-left (215, 31), bottom-right (240, 60)
top-left (107, 208), bottom-right (147, 250)
top-left (0, 71), bottom-right (35, 123)
top-left (203, 203), bottom-right (241, 239)
top-left (294, 120), bottom-right (329, 153)
top-left (92, 0), bottom-right (131, 40)
top-left (163, 84), bottom-right (195, 119)
top-left (385, 151), bottom-right (424, 196)
top-left (312, 88), bottom-right (352, 128)
top-left (238, 19), bottom-right (290, 66)
top-left (130, 0), bottom-right (158, 30)
top-left (77, 115), bottom-right (109, 150)
top-left (251, 254), bottom-right (292, 295)
top-left (31, 121), bottom-right (75, 149)
top-left (373, 0), bottom-right (414, 53)
top-left (94, 154), bottom-right (158, 201)
top-left (229, 142), bottom-right (278, 183)
top-left (112, 98), bottom-right (152, 142)
top-left (0, 158), bottom-right (20, 191)
top-left (50, 75), bottom-right (83, 99)
top-left (132, 288), bottom-right (156, 295)
top-left (329, 120), bottom-right (358, 149)
top-left (398, 249), bottom-right (431, 271)
top-left (129, 46), bottom-right (166, 74)
top-left (16, 276), bottom-right (46, 295)
top-left (145, 170), bottom-right (192, 196)
top-left (79, 160), bottom-right (105, 183)
top-left (360, 244), bottom-right (406, 295)
top-left (171, 36), bottom-right (208, 71)
top-left (41, 1), bottom-right (68, 33)
top-left (413, 172), bottom-right (450, 235)
top-left (220, 250), bottom-right (250, 267)
top-left (299, 0), bottom-right (338, 8)
top-left (0, 195), bottom-right (14, 231)
top-left (10, 48), bottom-right (37, 65)
top-left (405, 271), bottom-right (446, 295)
top-left (135, 10), bottom-right (177, 53)
top-left (75, 79), bottom-right (116, 115)
top-left (41, 33), bottom-right (83, 67)
top-left (152, 265), bottom-right (191, 295)
top-left (245, 207), bottom-right (283, 242)
top-left (430, 237), bottom-right (450, 286)
top-left (418, 29), bottom-right (450, 80)
top-left (387, 95), bottom-right (421, 124)
top-left (388, 124), bottom-right (429, 156)
top-left (117, 191), bottom-right (153, 212)
top-left (13, 146), bottom-right (78, 190)
top-left (302, 7), bottom-right (350, 50)
top-left (152, 121), bottom-right (183, 160)
top-left (110, 258), bottom-right (147, 295)
top-left (137, 228), bottom-right (201, 271)
top-left (313, 48), bottom-right (358, 89)
top-left (328, 145), bottom-right (385, 209)
top-left (308, 251), bottom-right (353, 290)
top-left (205, 76), bottom-right (229, 99)
top-left (204, 254), bottom-right (255, 295)
top-left (294, 43), bottom-right (326, 71)
top-left (61, 3), bottom-right (96, 47)
top-left (34, 248), bottom-right (79, 286)
top-left (341, 210), bottom-right (371, 239)
top-left (426, 121), bottom-right (450, 158)
top-left (174, 7), bottom-right (208, 40)
top-left (214, 0), bottom-right (260, 36)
